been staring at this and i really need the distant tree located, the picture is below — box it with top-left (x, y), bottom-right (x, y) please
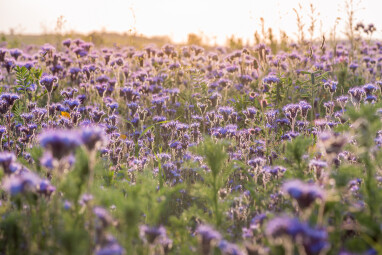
top-left (226, 35), bottom-right (243, 49)
top-left (187, 33), bottom-right (203, 45)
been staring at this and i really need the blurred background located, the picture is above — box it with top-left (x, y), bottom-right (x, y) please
top-left (0, 0), bottom-right (381, 47)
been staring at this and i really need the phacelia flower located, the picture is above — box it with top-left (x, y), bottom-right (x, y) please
top-left (40, 75), bottom-right (59, 93)
top-left (196, 224), bottom-right (222, 255)
top-left (282, 179), bottom-right (325, 209)
top-left (80, 126), bottom-right (107, 151)
top-left (39, 129), bottom-right (82, 160)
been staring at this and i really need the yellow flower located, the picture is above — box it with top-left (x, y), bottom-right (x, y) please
top-left (61, 111), bottom-right (71, 119)
top-left (120, 134), bottom-right (127, 140)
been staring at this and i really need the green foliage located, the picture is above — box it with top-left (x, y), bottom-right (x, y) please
top-left (299, 70), bottom-right (329, 120)
top-left (344, 103), bottom-right (382, 251)
top-left (265, 75), bottom-right (290, 109)
top-left (12, 66), bottom-right (42, 120)
top-left (14, 66), bottom-right (42, 92)
top-left (332, 164), bottom-right (362, 188)
top-left (4, 25), bottom-right (382, 255)
top-left (284, 136), bottom-right (312, 178)
top-left (11, 102), bottom-right (23, 123)
top-left (58, 148), bottom-right (89, 201)
top-left (231, 94), bottom-right (252, 113)
top-left (191, 137), bottom-right (234, 228)
top-left (0, 213), bottom-right (26, 254)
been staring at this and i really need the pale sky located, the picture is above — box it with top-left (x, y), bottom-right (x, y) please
top-left (0, 0), bottom-right (381, 45)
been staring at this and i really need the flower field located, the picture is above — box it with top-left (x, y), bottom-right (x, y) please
top-left (1, 32), bottom-right (382, 254)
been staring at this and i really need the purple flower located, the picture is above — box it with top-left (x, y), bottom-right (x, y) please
top-left (39, 129), bottom-right (82, 160)
top-left (80, 126), bottom-right (107, 151)
top-left (263, 75), bottom-right (280, 84)
top-left (64, 99), bottom-right (80, 110)
top-left (299, 101), bottom-right (312, 119)
top-left (38, 179), bottom-right (56, 196)
top-left (282, 180), bottom-right (325, 209)
top-left (95, 235), bottom-right (125, 255)
top-left (0, 48), bottom-right (7, 62)
top-left (139, 225), bottom-right (167, 244)
top-left (196, 225), bottom-right (222, 255)
top-left (348, 87), bottom-right (365, 103)
top-left (218, 106), bottom-right (234, 121)
top-left (40, 75), bottom-right (58, 93)
top-left (2, 170), bottom-right (41, 196)
top-left (9, 48), bottom-right (23, 60)
top-left (239, 74), bottom-right (253, 84)
top-left (362, 83), bottom-right (377, 95)
top-left (73, 47), bottom-right (88, 58)
top-left (0, 152), bottom-right (16, 174)
top-left (61, 88), bottom-right (78, 99)
top-left (3, 58), bottom-right (15, 73)
top-left (0, 125), bottom-right (6, 140)
top-left (283, 104), bottom-right (300, 121)
top-left (349, 62), bottom-right (358, 71)
top-left (266, 216), bottom-right (304, 239)
top-left (250, 214), bottom-right (267, 229)
top-left (336, 96), bottom-right (349, 107)
top-left (0, 93), bottom-right (20, 107)
top-left (107, 102), bottom-right (119, 111)
top-left (218, 240), bottom-right (244, 255)
top-left (62, 39), bottom-right (71, 48)
top-left (323, 80), bottom-right (337, 93)
top-left (266, 216), bottom-right (329, 254)
top-left (93, 206), bottom-right (114, 228)
top-left (79, 193), bottom-right (94, 205)
top-left (365, 95), bottom-right (377, 103)
top-left (226, 65), bottom-right (238, 73)
top-left (40, 152), bottom-right (55, 170)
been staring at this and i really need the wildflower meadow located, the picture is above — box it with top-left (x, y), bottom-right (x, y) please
top-left (1, 2), bottom-right (382, 254)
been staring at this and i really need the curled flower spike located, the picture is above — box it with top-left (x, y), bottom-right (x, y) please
top-left (299, 101), bottom-right (312, 120)
top-left (323, 80), bottom-right (338, 94)
top-left (40, 75), bottom-right (58, 93)
top-left (336, 95), bottom-right (349, 110)
top-left (348, 87), bottom-right (365, 105)
top-left (283, 104), bottom-right (300, 121)
top-left (283, 104), bottom-right (300, 132)
top-left (1, 93), bottom-right (19, 104)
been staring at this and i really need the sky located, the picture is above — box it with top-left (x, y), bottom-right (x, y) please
top-left (0, 0), bottom-right (381, 45)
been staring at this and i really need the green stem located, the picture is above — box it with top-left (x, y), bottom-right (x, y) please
top-left (212, 174), bottom-right (220, 227)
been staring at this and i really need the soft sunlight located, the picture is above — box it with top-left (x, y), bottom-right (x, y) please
top-left (0, 0), bottom-right (381, 44)
top-left (2, 0), bottom-right (382, 254)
